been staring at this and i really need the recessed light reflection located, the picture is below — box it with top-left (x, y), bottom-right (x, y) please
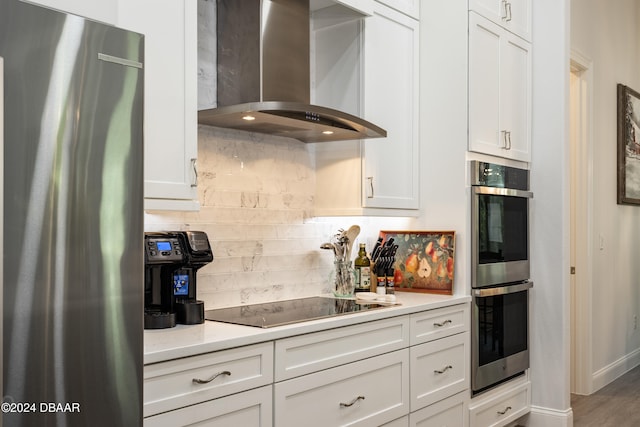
top-left (322, 130), bottom-right (334, 135)
top-left (242, 115), bottom-right (256, 121)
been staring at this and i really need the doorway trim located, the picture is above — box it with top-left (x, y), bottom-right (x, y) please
top-left (569, 48), bottom-right (594, 395)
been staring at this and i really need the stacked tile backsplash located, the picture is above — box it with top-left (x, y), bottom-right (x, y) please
top-left (145, 126), bottom-right (412, 309)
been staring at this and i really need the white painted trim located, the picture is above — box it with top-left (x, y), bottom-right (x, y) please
top-left (569, 48), bottom-right (594, 395)
top-left (522, 405), bottom-right (573, 427)
top-left (592, 348), bottom-right (640, 392)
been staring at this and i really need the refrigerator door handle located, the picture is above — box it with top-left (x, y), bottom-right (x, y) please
top-left (97, 52), bottom-right (143, 69)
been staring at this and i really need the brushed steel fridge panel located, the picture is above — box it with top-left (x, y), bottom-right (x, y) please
top-left (1, 1), bottom-right (144, 425)
top-left (0, 56), bottom-right (4, 427)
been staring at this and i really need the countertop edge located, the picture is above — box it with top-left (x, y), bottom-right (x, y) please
top-left (144, 293), bottom-right (471, 365)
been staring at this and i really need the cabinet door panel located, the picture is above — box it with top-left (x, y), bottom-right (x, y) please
top-left (275, 350), bottom-right (410, 427)
top-left (409, 391), bottom-right (467, 427)
top-left (118, 0), bottom-right (199, 210)
top-left (410, 333), bottom-right (468, 411)
top-left (501, 34), bottom-right (531, 162)
top-left (469, 0), bottom-right (530, 41)
top-left (468, 14), bottom-right (502, 157)
top-left (468, 12), bottom-right (531, 162)
top-left (144, 385), bottom-right (272, 427)
top-left (376, 0), bottom-right (419, 19)
top-left (363, 3), bottom-right (419, 209)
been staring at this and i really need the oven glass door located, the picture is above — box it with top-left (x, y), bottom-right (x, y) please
top-left (477, 193), bottom-right (528, 264)
top-left (472, 282), bottom-right (531, 394)
top-left (472, 187), bottom-right (532, 287)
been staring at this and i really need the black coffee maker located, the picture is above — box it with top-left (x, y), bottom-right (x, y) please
top-left (144, 231), bottom-right (214, 329)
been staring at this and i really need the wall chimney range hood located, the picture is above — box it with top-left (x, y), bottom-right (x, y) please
top-left (197, 0), bottom-right (387, 143)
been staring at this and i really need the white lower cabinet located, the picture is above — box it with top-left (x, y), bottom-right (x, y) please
top-left (468, 379), bottom-right (530, 427)
top-left (144, 385), bottom-right (272, 427)
top-left (410, 333), bottom-right (469, 410)
top-left (275, 349), bottom-right (410, 427)
top-left (383, 415), bottom-right (410, 427)
top-left (275, 316), bottom-right (410, 381)
top-left (143, 342), bottom-right (273, 418)
top-left (410, 391), bottom-right (467, 427)
top-left (144, 385), bottom-right (273, 427)
top-left (144, 301), bottom-right (474, 426)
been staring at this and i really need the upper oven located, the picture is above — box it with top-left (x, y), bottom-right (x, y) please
top-left (471, 161), bottom-right (533, 288)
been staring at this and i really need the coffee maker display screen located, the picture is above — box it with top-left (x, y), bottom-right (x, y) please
top-left (156, 241), bottom-right (172, 251)
top-left (174, 274), bottom-right (189, 296)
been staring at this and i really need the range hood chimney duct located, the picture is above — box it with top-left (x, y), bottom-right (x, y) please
top-left (197, 0), bottom-right (387, 143)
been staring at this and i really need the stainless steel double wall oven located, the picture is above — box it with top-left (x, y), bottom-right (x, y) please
top-left (470, 161), bottom-right (533, 395)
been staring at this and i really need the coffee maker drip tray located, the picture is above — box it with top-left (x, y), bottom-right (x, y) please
top-left (204, 297), bottom-right (386, 328)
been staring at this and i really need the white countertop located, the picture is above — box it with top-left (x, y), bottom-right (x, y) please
top-left (144, 292), bottom-right (471, 365)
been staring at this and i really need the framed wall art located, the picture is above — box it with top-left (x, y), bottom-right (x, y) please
top-left (617, 83), bottom-right (640, 205)
top-left (377, 230), bottom-right (455, 295)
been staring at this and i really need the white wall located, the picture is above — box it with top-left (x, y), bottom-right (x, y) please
top-left (526, 0), bottom-right (572, 424)
top-left (571, 0), bottom-right (640, 390)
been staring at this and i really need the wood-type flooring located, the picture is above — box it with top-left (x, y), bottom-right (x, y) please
top-left (572, 365), bottom-right (640, 426)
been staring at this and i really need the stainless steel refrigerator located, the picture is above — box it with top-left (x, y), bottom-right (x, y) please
top-left (0, 1), bottom-right (144, 425)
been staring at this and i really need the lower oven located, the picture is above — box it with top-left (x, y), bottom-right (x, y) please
top-left (471, 281), bottom-right (532, 395)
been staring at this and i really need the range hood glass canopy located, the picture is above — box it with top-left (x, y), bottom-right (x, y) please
top-left (198, 0), bottom-right (387, 143)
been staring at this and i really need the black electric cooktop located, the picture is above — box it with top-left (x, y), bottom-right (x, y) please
top-left (204, 296), bottom-right (386, 328)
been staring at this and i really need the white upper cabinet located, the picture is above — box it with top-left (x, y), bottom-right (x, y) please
top-left (20, 0), bottom-right (117, 24)
top-left (118, 0), bottom-right (199, 211)
top-left (469, 0), bottom-right (531, 41)
top-left (362, 2), bottom-right (419, 209)
top-left (313, 1), bottom-right (419, 215)
top-left (468, 12), bottom-right (531, 163)
top-left (376, 0), bottom-right (419, 20)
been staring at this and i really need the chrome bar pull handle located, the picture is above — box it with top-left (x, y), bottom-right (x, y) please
top-left (433, 319), bottom-right (452, 327)
top-left (434, 365), bottom-right (453, 374)
top-left (506, 2), bottom-right (513, 22)
top-left (501, 130), bottom-right (508, 149)
top-left (192, 370), bottom-right (231, 384)
top-left (340, 396), bottom-right (365, 407)
top-left (497, 406), bottom-right (512, 415)
top-left (190, 158), bottom-right (198, 187)
top-left (502, 0), bottom-right (509, 20)
top-left (506, 131), bottom-right (512, 150)
top-left (367, 176), bottom-right (374, 198)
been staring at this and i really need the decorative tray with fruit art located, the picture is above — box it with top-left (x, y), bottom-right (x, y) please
top-left (378, 231), bottom-right (455, 295)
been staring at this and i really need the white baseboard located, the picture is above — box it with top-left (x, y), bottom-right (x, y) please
top-left (517, 406), bottom-right (573, 427)
top-left (592, 348), bottom-right (640, 392)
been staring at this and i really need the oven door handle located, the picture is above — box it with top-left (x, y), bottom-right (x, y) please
top-left (473, 281), bottom-right (533, 297)
top-left (473, 186), bottom-right (533, 198)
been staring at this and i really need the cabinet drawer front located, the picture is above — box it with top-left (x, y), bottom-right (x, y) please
top-left (275, 316), bottom-right (410, 380)
top-left (144, 342), bottom-right (274, 417)
top-left (470, 381), bottom-right (530, 427)
top-left (410, 304), bottom-right (469, 345)
top-left (409, 391), bottom-right (467, 427)
top-left (144, 385), bottom-right (272, 427)
top-left (275, 349), bottom-right (410, 427)
top-left (410, 333), bottom-right (469, 410)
